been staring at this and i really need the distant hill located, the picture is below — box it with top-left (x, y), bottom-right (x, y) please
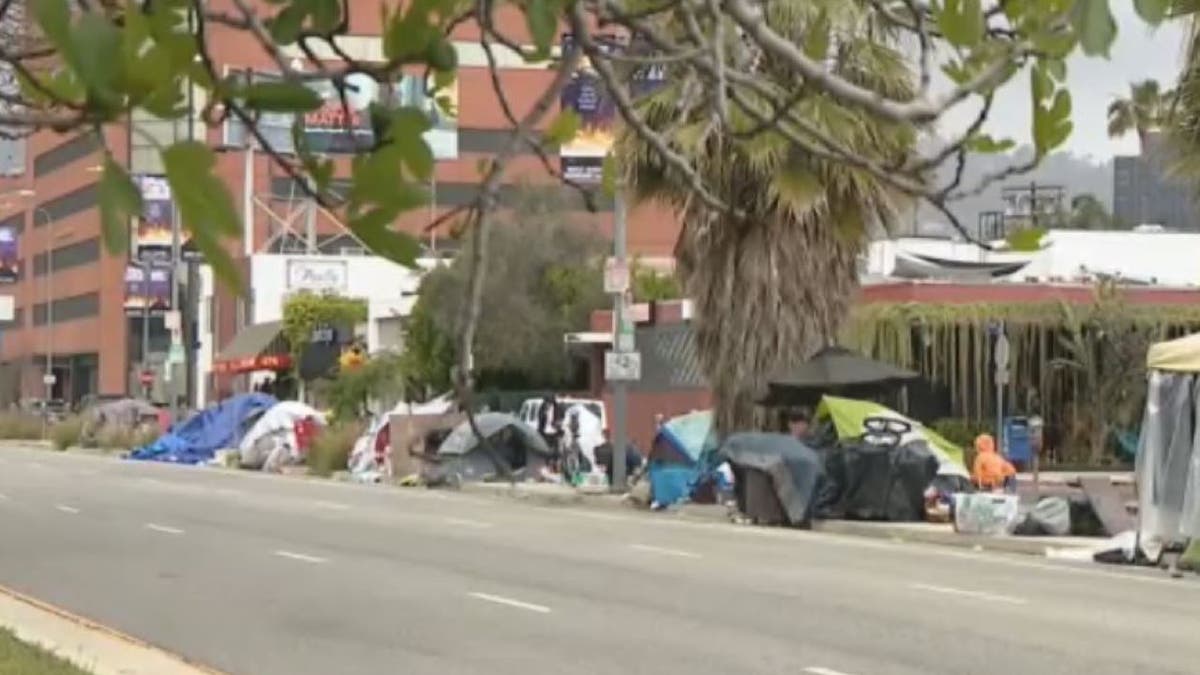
top-left (909, 146), bottom-right (1114, 237)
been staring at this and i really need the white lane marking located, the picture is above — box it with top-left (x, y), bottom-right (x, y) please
top-left (314, 501), bottom-right (350, 511)
top-left (804, 667), bottom-right (856, 675)
top-left (145, 523), bottom-right (185, 535)
top-left (274, 550), bottom-right (328, 564)
top-left (443, 517), bottom-right (494, 529)
top-left (0, 492), bottom-right (9, 501)
top-left (910, 582), bottom-right (1027, 605)
top-left (467, 592), bottom-right (551, 614)
top-left (54, 505), bottom-right (80, 514)
top-left (629, 543), bottom-right (702, 559)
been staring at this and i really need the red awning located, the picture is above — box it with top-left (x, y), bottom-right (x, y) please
top-left (213, 321), bottom-right (291, 374)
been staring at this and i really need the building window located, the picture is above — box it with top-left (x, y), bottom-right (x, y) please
top-left (32, 238), bottom-right (100, 276)
top-left (32, 292), bottom-right (100, 326)
top-left (33, 183), bottom-right (99, 227)
top-left (33, 134), bottom-right (101, 177)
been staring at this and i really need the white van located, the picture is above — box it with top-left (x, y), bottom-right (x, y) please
top-left (518, 397), bottom-right (607, 433)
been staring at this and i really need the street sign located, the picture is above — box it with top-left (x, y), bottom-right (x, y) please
top-left (996, 368), bottom-right (1010, 385)
top-left (994, 332), bottom-right (1010, 369)
top-left (603, 258), bottom-right (630, 294)
top-left (41, 372), bottom-right (55, 386)
top-left (139, 370), bottom-right (154, 386)
top-left (605, 350), bottom-right (642, 381)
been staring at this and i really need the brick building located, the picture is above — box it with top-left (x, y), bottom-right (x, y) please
top-left (0, 2), bottom-right (681, 406)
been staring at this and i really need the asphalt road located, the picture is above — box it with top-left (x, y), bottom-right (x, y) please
top-left (0, 446), bottom-right (1197, 675)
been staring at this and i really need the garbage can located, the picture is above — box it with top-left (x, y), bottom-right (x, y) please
top-left (1004, 416), bottom-right (1031, 468)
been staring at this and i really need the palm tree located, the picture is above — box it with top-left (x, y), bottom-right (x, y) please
top-left (1167, 16), bottom-right (1200, 186)
top-left (1107, 79), bottom-right (1170, 150)
top-left (619, 1), bottom-right (916, 434)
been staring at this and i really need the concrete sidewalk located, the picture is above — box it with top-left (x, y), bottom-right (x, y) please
top-left (454, 481), bottom-right (1108, 558)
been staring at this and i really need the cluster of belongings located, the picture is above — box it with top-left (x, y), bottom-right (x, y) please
top-left (82, 398), bottom-right (163, 444)
top-left (130, 393), bottom-right (278, 464)
top-left (347, 395), bottom-right (455, 483)
top-left (421, 413), bottom-right (554, 485)
top-left (644, 397), bottom-right (972, 529)
top-left (237, 401), bottom-right (325, 471)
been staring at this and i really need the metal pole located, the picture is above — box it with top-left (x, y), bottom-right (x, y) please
top-left (141, 266), bottom-right (150, 399)
top-left (611, 188), bottom-right (628, 492)
top-left (44, 210), bottom-right (53, 417)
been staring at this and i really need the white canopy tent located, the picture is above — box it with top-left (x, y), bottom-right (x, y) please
top-left (1136, 333), bottom-right (1200, 550)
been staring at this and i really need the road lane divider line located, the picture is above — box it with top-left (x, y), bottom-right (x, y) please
top-left (629, 543), bottom-right (703, 559)
top-left (909, 582), bottom-right (1027, 605)
top-left (54, 505), bottom-right (79, 514)
top-left (145, 523), bottom-right (185, 535)
top-left (467, 592), bottom-right (551, 614)
top-left (313, 501), bottom-right (350, 511)
top-left (443, 517), bottom-right (494, 529)
top-left (0, 491), bottom-right (9, 501)
top-left (804, 667), bottom-right (856, 675)
top-left (274, 550), bottom-right (328, 564)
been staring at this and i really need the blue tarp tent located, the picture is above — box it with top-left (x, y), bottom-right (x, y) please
top-left (647, 411), bottom-right (720, 506)
top-left (130, 393), bottom-right (276, 464)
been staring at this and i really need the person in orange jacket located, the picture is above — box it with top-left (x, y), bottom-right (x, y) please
top-left (972, 433), bottom-right (1016, 492)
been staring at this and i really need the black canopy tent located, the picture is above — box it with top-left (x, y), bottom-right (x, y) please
top-left (761, 346), bottom-right (919, 407)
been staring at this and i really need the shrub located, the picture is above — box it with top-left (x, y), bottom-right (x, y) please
top-left (307, 421), bottom-right (364, 477)
top-left (93, 425), bottom-right (159, 452)
top-left (0, 411), bottom-right (46, 440)
top-left (50, 416), bottom-right (84, 450)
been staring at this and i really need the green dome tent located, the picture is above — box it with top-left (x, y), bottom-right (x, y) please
top-left (814, 395), bottom-right (968, 478)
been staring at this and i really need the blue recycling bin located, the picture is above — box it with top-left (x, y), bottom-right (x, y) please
top-left (1004, 417), bottom-right (1031, 466)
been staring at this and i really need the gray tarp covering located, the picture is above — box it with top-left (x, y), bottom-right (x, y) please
top-left (721, 432), bottom-right (824, 526)
top-left (1136, 371), bottom-right (1200, 543)
top-left (427, 413), bottom-right (552, 483)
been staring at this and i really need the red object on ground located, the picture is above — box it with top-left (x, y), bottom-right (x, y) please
top-left (293, 417), bottom-right (319, 456)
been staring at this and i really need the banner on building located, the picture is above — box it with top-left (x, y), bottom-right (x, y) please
top-left (134, 175), bottom-right (173, 263)
top-left (224, 71), bottom-right (458, 159)
top-left (123, 265), bottom-right (172, 316)
top-left (0, 224), bottom-right (18, 283)
top-left (559, 34), bottom-right (619, 185)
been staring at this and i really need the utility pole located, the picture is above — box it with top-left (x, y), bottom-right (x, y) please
top-left (608, 186), bottom-right (633, 491)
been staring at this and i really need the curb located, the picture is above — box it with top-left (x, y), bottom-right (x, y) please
top-left (455, 481), bottom-right (633, 510)
top-left (0, 582), bottom-right (226, 675)
top-left (809, 520), bottom-right (1076, 557)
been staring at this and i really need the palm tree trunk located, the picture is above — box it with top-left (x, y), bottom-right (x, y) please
top-left (677, 206), bottom-right (859, 436)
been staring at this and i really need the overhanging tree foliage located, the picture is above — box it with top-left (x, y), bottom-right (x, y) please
top-left (0, 0), bottom-right (1184, 433)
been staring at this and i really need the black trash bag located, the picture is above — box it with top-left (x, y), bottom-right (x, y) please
top-left (813, 444), bottom-right (847, 519)
top-left (885, 441), bottom-right (939, 522)
top-left (1013, 496), bottom-right (1072, 536)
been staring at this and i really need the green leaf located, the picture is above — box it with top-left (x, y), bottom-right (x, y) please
top-left (243, 81), bottom-right (323, 112)
top-left (936, 0), bottom-right (984, 48)
top-left (965, 134), bottom-right (1017, 154)
top-left (30, 0), bottom-right (70, 46)
top-left (267, 4), bottom-right (305, 45)
top-left (347, 221), bottom-right (421, 266)
top-left (1044, 58), bottom-right (1067, 83)
top-left (1031, 63), bottom-right (1053, 103)
top-left (545, 109), bottom-right (581, 145)
top-left (162, 142), bottom-right (244, 288)
top-left (1006, 227), bottom-right (1048, 252)
top-left (72, 12), bottom-right (123, 104)
top-left (525, 0), bottom-right (557, 59)
top-left (98, 155), bottom-right (141, 256)
top-left (1071, 0), bottom-right (1117, 57)
top-left (802, 10), bottom-right (831, 60)
top-left (1134, 0), bottom-right (1169, 24)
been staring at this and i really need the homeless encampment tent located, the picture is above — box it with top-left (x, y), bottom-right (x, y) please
top-left (815, 396), bottom-right (969, 480)
top-left (130, 393), bottom-right (276, 464)
top-left (1134, 333), bottom-right (1200, 558)
top-left (647, 410), bottom-right (719, 506)
top-left (83, 398), bottom-right (160, 443)
top-left (349, 394), bottom-right (457, 482)
top-left (721, 432), bottom-right (824, 526)
top-left (238, 401), bottom-right (326, 471)
top-left (423, 412), bottom-right (552, 484)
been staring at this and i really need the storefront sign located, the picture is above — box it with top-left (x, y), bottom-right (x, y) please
top-left (286, 259), bottom-right (348, 293)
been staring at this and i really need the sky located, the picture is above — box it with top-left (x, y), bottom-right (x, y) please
top-left (939, 4), bottom-right (1190, 162)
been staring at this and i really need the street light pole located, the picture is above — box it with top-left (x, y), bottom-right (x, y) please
top-left (33, 208), bottom-right (52, 434)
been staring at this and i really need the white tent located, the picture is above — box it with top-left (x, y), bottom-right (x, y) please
top-left (238, 401), bottom-right (326, 471)
top-left (1136, 333), bottom-right (1200, 550)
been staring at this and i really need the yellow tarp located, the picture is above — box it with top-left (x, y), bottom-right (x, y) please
top-left (814, 395), bottom-right (967, 473)
top-left (1147, 333), bottom-right (1200, 372)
